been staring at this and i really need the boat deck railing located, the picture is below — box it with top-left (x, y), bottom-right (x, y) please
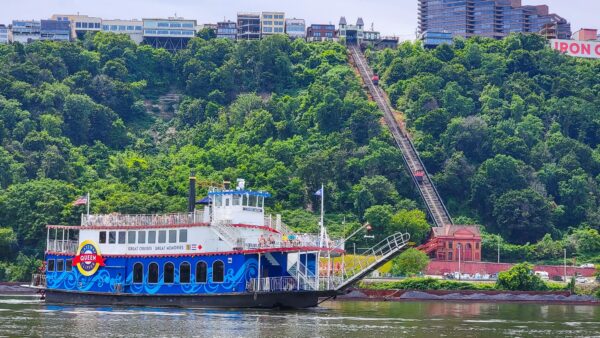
top-left (30, 273), bottom-right (46, 288)
top-left (81, 211), bottom-right (204, 227)
top-left (47, 239), bottom-right (78, 253)
top-left (247, 276), bottom-right (343, 292)
top-left (244, 234), bottom-right (344, 251)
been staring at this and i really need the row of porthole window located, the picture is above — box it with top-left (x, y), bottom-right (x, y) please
top-left (99, 229), bottom-right (187, 245)
top-left (133, 261), bottom-right (224, 284)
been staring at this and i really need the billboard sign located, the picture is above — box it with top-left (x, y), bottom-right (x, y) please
top-left (550, 39), bottom-right (600, 59)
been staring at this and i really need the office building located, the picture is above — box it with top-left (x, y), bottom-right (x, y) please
top-left (285, 18), bottom-right (305, 39)
top-left (40, 19), bottom-right (71, 41)
top-left (306, 24), bottom-right (337, 42)
top-left (338, 17), bottom-right (364, 45)
top-left (102, 19), bottom-right (143, 44)
top-left (0, 24), bottom-right (8, 44)
top-left (217, 21), bottom-right (237, 40)
top-left (419, 31), bottom-right (454, 48)
top-left (418, 0), bottom-right (571, 40)
top-left (261, 12), bottom-right (285, 36)
top-left (142, 17), bottom-right (196, 50)
top-left (51, 14), bottom-right (101, 39)
top-left (237, 12), bottom-right (261, 40)
top-left (11, 20), bottom-right (41, 43)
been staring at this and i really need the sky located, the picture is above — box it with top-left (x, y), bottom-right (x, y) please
top-left (1, 0), bottom-right (598, 39)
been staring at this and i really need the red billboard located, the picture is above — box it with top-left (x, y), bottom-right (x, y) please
top-left (550, 39), bottom-right (600, 59)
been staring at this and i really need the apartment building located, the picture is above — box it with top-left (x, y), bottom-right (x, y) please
top-left (261, 12), bottom-right (285, 36)
top-left (11, 20), bottom-right (41, 43)
top-left (418, 0), bottom-right (571, 40)
top-left (142, 17), bottom-right (197, 51)
top-left (51, 14), bottom-right (102, 39)
top-left (0, 25), bottom-right (8, 44)
top-left (338, 17), bottom-right (365, 45)
top-left (217, 21), bottom-right (237, 40)
top-left (102, 19), bottom-right (143, 44)
top-left (285, 18), bottom-right (306, 39)
top-left (306, 24), bottom-right (337, 42)
top-left (40, 19), bottom-right (71, 41)
top-left (237, 12), bottom-right (261, 40)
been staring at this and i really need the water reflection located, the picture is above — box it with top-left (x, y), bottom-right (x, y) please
top-left (0, 297), bottom-right (598, 338)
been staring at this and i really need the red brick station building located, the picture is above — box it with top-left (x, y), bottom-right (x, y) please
top-left (419, 225), bottom-right (482, 262)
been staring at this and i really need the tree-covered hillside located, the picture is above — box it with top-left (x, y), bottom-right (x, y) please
top-left (0, 33), bottom-right (426, 281)
top-left (369, 34), bottom-right (600, 262)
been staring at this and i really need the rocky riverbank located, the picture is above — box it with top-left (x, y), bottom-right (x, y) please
top-left (337, 288), bottom-right (600, 305)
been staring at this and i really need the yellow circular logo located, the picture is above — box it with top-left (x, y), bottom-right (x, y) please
top-left (72, 240), bottom-right (105, 276)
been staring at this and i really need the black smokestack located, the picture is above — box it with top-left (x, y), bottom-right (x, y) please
top-left (188, 171), bottom-right (196, 213)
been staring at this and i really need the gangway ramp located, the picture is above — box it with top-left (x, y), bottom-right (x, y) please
top-left (348, 45), bottom-right (453, 229)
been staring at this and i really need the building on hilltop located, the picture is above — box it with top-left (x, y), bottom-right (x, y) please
top-left (217, 21), bottom-right (237, 40)
top-left (11, 20), bottom-right (41, 43)
top-left (51, 14), bottom-right (101, 40)
top-left (102, 19), bottom-right (143, 44)
top-left (572, 28), bottom-right (598, 42)
top-left (237, 12), bottom-right (261, 40)
top-left (306, 24), bottom-right (337, 42)
top-left (142, 17), bottom-right (196, 51)
top-left (285, 18), bottom-right (306, 39)
top-left (261, 12), bottom-right (285, 37)
top-left (40, 19), bottom-right (71, 41)
top-left (338, 16), bottom-right (364, 45)
top-left (418, 0), bottom-right (571, 43)
top-left (0, 24), bottom-right (8, 44)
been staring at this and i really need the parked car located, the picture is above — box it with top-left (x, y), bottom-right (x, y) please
top-left (551, 275), bottom-right (564, 282)
top-left (576, 277), bottom-right (588, 284)
top-left (580, 263), bottom-right (595, 268)
top-left (534, 271), bottom-right (550, 281)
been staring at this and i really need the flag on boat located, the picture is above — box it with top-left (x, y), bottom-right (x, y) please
top-left (72, 195), bottom-right (88, 206)
top-left (314, 188), bottom-right (323, 196)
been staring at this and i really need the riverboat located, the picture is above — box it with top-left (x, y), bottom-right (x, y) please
top-left (30, 177), bottom-right (409, 308)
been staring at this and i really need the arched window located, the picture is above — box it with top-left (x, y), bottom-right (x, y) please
top-left (212, 260), bottom-right (224, 283)
top-left (196, 261), bottom-right (207, 283)
top-left (148, 262), bottom-right (159, 284)
top-left (180, 262), bottom-right (191, 284)
top-left (164, 262), bottom-right (174, 284)
top-left (133, 263), bottom-right (143, 284)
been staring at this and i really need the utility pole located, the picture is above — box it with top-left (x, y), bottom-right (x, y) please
top-left (497, 237), bottom-right (500, 264)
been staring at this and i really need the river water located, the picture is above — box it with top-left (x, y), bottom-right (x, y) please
top-left (0, 295), bottom-right (599, 337)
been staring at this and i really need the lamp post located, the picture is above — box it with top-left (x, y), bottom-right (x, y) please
top-left (457, 243), bottom-right (462, 280)
top-left (563, 248), bottom-right (567, 283)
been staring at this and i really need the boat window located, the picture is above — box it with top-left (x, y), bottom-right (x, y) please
top-left (215, 195), bottom-right (222, 207)
top-left (99, 231), bottom-right (107, 244)
top-left (212, 260), bottom-right (224, 283)
top-left (259, 196), bottom-right (264, 208)
top-left (47, 259), bottom-right (55, 272)
top-left (133, 263), bottom-right (143, 284)
top-left (109, 231), bottom-right (116, 244)
top-left (118, 231), bottom-right (126, 244)
top-left (164, 262), bottom-right (174, 283)
top-left (249, 194), bottom-right (257, 207)
top-left (158, 230), bottom-right (167, 243)
top-left (138, 231), bottom-right (146, 244)
top-left (66, 259), bottom-right (72, 271)
top-left (148, 231), bottom-right (156, 244)
top-left (148, 262), bottom-right (159, 283)
top-left (196, 261), bottom-right (207, 283)
top-left (232, 194), bottom-right (240, 206)
top-left (225, 198), bottom-right (230, 206)
top-left (57, 259), bottom-right (64, 272)
top-left (179, 229), bottom-right (187, 242)
top-left (168, 230), bottom-right (177, 243)
top-left (180, 262), bottom-right (191, 283)
top-left (242, 194), bottom-right (247, 206)
top-left (128, 231), bottom-right (136, 244)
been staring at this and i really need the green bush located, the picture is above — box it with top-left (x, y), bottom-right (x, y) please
top-left (390, 248), bottom-right (430, 276)
top-left (359, 277), bottom-right (495, 291)
top-left (496, 263), bottom-right (548, 291)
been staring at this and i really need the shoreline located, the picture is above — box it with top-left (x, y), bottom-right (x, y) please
top-left (0, 283), bottom-right (38, 295)
top-left (333, 288), bottom-right (600, 306)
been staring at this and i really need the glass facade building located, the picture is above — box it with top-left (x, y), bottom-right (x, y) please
top-left (217, 21), bottom-right (237, 40)
top-left (418, 0), bottom-right (571, 40)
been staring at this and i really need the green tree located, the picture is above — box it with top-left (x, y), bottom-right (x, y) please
top-left (390, 209), bottom-right (431, 244)
top-left (391, 248), bottom-right (430, 276)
